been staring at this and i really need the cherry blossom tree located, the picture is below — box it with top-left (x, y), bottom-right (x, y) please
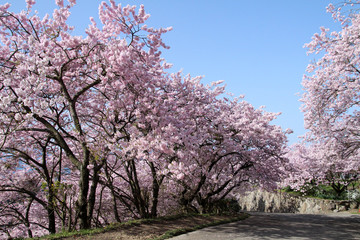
top-left (0, 0), bottom-right (290, 238)
top-left (0, 0), bottom-right (171, 234)
top-left (168, 97), bottom-right (289, 213)
top-left (301, 2), bottom-right (360, 186)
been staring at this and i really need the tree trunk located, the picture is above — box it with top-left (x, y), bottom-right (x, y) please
top-left (127, 159), bottom-right (149, 218)
top-left (87, 164), bottom-right (101, 227)
top-left (149, 162), bottom-right (164, 218)
top-left (77, 162), bottom-right (90, 229)
top-left (47, 195), bottom-right (56, 234)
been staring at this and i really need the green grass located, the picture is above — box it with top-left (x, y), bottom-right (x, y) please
top-left (24, 217), bottom-right (162, 240)
top-left (25, 221), bottom-right (121, 240)
top-left (24, 213), bottom-right (249, 240)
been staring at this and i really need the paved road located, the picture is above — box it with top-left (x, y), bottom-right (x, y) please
top-left (169, 212), bottom-right (360, 240)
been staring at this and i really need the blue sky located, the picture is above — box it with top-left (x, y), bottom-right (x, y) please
top-left (8, 0), bottom-right (340, 144)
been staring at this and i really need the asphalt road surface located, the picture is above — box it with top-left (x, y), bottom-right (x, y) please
top-left (169, 212), bottom-right (360, 240)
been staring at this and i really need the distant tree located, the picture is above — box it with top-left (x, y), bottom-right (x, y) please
top-left (167, 96), bottom-right (289, 214)
top-left (285, 142), bottom-right (359, 197)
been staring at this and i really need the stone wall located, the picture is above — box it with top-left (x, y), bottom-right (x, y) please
top-left (238, 189), bottom-right (359, 214)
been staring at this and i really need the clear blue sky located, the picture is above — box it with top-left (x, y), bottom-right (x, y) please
top-left (8, 0), bottom-right (340, 145)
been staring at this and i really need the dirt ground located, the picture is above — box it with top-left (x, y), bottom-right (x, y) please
top-left (63, 214), bottom-right (245, 240)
